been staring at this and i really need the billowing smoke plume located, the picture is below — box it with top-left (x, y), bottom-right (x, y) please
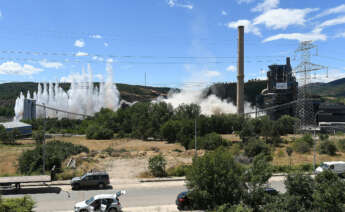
top-left (160, 84), bottom-right (254, 116)
top-left (14, 63), bottom-right (120, 120)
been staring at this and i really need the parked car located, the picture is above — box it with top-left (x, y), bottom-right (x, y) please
top-left (264, 187), bottom-right (279, 195)
top-left (74, 190), bottom-right (126, 212)
top-left (176, 191), bottom-right (191, 211)
top-left (315, 161), bottom-right (345, 175)
top-left (71, 171), bottom-right (110, 190)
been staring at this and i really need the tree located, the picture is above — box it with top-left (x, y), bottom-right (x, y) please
top-left (286, 147), bottom-right (293, 166)
top-left (276, 115), bottom-right (296, 135)
top-left (313, 171), bottom-right (345, 212)
top-left (160, 120), bottom-right (181, 143)
top-left (244, 138), bottom-right (271, 159)
top-left (148, 154), bottom-right (167, 177)
top-left (284, 172), bottom-right (314, 210)
top-left (239, 121), bottom-right (255, 143)
top-left (33, 130), bottom-right (45, 145)
top-left (318, 140), bottom-right (337, 156)
top-left (186, 148), bottom-right (245, 209)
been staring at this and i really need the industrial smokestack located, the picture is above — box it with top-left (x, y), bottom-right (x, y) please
top-left (237, 26), bottom-right (244, 115)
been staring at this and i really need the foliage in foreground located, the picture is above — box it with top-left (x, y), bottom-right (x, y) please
top-left (0, 195), bottom-right (35, 212)
top-left (148, 154), bottom-right (167, 177)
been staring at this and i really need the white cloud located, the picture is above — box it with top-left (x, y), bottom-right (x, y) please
top-left (167, 0), bottom-right (193, 10)
top-left (92, 56), bottom-right (104, 62)
top-left (313, 4), bottom-right (345, 19)
top-left (227, 19), bottom-right (261, 36)
top-left (204, 70), bottom-right (221, 78)
top-left (237, 0), bottom-right (255, 4)
top-left (318, 15), bottom-right (345, 30)
top-left (335, 32), bottom-right (345, 38)
top-left (252, 0), bottom-right (279, 12)
top-left (221, 10), bottom-right (228, 16)
top-left (89, 34), bottom-right (102, 39)
top-left (75, 51), bottom-right (88, 57)
top-left (39, 59), bottom-right (63, 69)
top-left (104, 42), bottom-right (109, 47)
top-left (254, 8), bottom-right (318, 30)
top-left (226, 65), bottom-right (236, 72)
top-left (0, 61), bottom-right (42, 75)
top-left (311, 69), bottom-right (345, 83)
top-left (74, 39), bottom-right (85, 48)
top-left (106, 58), bottom-right (114, 63)
top-left (263, 30), bottom-right (326, 42)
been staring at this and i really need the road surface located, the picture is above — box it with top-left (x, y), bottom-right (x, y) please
top-left (0, 177), bottom-right (286, 212)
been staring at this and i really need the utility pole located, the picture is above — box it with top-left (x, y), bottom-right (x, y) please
top-left (194, 119), bottom-right (197, 157)
top-left (237, 26), bottom-right (245, 115)
top-left (42, 103), bottom-right (46, 174)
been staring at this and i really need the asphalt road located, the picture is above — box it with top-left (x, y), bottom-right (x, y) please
top-left (1, 177), bottom-right (287, 212)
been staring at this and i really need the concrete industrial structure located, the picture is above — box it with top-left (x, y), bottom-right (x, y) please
top-left (237, 26), bottom-right (244, 115)
top-left (23, 99), bottom-right (36, 120)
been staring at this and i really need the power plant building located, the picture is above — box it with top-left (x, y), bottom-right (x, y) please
top-left (0, 121), bottom-right (32, 136)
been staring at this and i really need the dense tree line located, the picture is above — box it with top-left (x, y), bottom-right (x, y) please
top-left (27, 102), bottom-right (297, 151)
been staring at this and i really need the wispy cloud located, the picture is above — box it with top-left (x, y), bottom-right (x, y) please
top-left (92, 56), bottom-right (104, 62)
top-left (335, 32), bottom-right (345, 38)
top-left (89, 34), bottom-right (102, 39)
top-left (39, 59), bottom-right (63, 69)
top-left (312, 4), bottom-right (345, 19)
top-left (252, 0), bottom-right (279, 12)
top-left (75, 51), bottom-right (88, 57)
top-left (204, 70), bottom-right (221, 78)
top-left (226, 65), bottom-right (236, 72)
top-left (221, 10), bottom-right (228, 16)
top-left (74, 39), bottom-right (85, 48)
top-left (167, 0), bottom-right (193, 10)
top-left (227, 19), bottom-right (261, 36)
top-left (254, 8), bottom-right (318, 30)
top-left (317, 15), bottom-right (345, 30)
top-left (104, 42), bottom-right (109, 47)
top-left (263, 29), bottom-right (326, 42)
top-left (0, 61), bottom-right (42, 75)
top-left (237, 0), bottom-right (255, 4)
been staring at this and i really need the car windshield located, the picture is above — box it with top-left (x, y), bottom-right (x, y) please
top-left (320, 163), bottom-right (329, 169)
top-left (85, 197), bottom-right (94, 205)
top-left (81, 174), bottom-right (87, 180)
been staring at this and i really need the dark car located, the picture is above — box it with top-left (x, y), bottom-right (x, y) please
top-left (71, 171), bottom-right (110, 190)
top-left (176, 191), bottom-right (192, 211)
top-left (264, 187), bottom-right (278, 195)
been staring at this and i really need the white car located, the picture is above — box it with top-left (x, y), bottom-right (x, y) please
top-left (315, 161), bottom-right (345, 175)
top-left (74, 190), bottom-right (126, 212)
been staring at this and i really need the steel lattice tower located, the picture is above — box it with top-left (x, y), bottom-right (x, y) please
top-left (293, 41), bottom-right (327, 132)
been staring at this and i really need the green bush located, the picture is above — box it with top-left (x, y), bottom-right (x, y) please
top-left (293, 141), bottom-right (311, 153)
top-left (148, 154), bottom-right (167, 177)
top-left (0, 195), bottom-right (35, 212)
top-left (244, 138), bottom-right (271, 158)
top-left (167, 164), bottom-right (191, 177)
top-left (337, 139), bottom-right (345, 152)
top-left (272, 164), bottom-right (314, 173)
top-left (190, 133), bottom-right (228, 150)
top-left (86, 125), bottom-right (113, 140)
top-left (18, 140), bottom-right (89, 174)
top-left (318, 140), bottom-right (337, 156)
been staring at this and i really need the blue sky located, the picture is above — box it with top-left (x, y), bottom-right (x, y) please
top-left (0, 0), bottom-right (345, 87)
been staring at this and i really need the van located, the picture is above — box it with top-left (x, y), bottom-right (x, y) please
top-left (315, 161), bottom-right (345, 175)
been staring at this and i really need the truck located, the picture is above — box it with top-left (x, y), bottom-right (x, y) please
top-left (315, 161), bottom-right (345, 176)
top-left (0, 168), bottom-right (55, 190)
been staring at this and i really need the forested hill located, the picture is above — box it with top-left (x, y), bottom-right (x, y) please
top-left (0, 80), bottom-right (268, 117)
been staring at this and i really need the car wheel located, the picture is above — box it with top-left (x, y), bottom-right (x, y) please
top-left (108, 208), bottom-right (117, 212)
top-left (73, 184), bottom-right (80, 190)
top-left (80, 210), bottom-right (88, 212)
top-left (98, 183), bottom-right (105, 189)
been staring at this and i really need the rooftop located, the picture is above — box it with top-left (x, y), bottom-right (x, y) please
top-left (0, 121), bottom-right (31, 129)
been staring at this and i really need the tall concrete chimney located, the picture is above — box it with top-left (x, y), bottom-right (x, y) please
top-left (237, 26), bottom-right (244, 115)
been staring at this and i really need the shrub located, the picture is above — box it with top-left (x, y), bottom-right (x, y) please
top-left (167, 164), bottom-right (191, 177)
top-left (293, 141), bottom-right (311, 153)
top-left (244, 138), bottom-right (271, 158)
top-left (33, 130), bottom-right (45, 145)
top-left (148, 154), bottom-right (167, 177)
top-left (86, 125), bottom-right (113, 140)
top-left (337, 139), bottom-right (345, 152)
top-left (318, 140), bottom-right (337, 156)
top-left (0, 195), bottom-right (35, 212)
top-left (18, 140), bottom-right (89, 174)
top-left (191, 133), bottom-right (228, 150)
